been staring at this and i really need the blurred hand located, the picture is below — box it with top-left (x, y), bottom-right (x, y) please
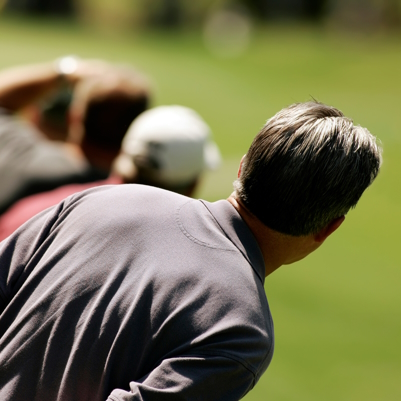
top-left (58, 57), bottom-right (112, 85)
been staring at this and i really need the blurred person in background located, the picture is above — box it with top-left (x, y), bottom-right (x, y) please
top-left (0, 56), bottom-right (150, 215)
top-left (0, 101), bottom-right (381, 401)
top-left (0, 105), bottom-right (221, 241)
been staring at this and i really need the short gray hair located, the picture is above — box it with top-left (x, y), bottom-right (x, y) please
top-left (234, 101), bottom-right (382, 236)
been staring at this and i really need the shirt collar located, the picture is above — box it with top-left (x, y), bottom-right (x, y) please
top-left (200, 199), bottom-right (266, 284)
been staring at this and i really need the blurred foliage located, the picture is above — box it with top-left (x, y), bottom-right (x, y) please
top-left (4, 0), bottom-right (75, 16)
top-left (241, 0), bottom-right (328, 20)
top-left (326, 0), bottom-right (400, 30)
top-left (78, 0), bottom-right (227, 29)
top-left (4, 0), bottom-right (401, 31)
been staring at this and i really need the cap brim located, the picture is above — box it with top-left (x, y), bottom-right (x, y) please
top-left (204, 140), bottom-right (222, 170)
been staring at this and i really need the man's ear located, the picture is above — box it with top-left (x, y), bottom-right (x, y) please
top-left (314, 216), bottom-right (345, 243)
top-left (237, 155), bottom-right (246, 178)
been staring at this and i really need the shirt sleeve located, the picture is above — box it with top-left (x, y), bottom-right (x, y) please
top-left (107, 354), bottom-right (255, 401)
top-left (0, 202), bottom-right (62, 313)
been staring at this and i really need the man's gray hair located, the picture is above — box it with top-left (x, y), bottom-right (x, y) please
top-left (233, 101), bottom-right (382, 236)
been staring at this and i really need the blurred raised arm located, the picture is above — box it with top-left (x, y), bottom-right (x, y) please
top-left (0, 57), bottom-right (111, 112)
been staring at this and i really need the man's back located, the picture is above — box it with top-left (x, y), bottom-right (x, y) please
top-left (0, 184), bottom-right (273, 400)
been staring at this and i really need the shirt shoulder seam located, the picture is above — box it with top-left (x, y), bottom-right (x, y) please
top-left (175, 200), bottom-right (237, 252)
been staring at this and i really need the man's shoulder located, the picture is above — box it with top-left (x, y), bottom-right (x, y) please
top-left (67, 183), bottom-right (189, 207)
top-left (55, 184), bottom-right (191, 226)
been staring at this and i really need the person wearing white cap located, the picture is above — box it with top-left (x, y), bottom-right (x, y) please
top-left (0, 105), bottom-right (221, 240)
top-left (113, 105), bottom-right (221, 195)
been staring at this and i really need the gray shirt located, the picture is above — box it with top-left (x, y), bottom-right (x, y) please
top-left (0, 184), bottom-right (274, 400)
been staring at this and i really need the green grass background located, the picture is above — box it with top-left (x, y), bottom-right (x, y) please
top-left (0, 14), bottom-right (400, 400)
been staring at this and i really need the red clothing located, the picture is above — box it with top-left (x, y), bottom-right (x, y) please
top-left (0, 176), bottom-right (122, 241)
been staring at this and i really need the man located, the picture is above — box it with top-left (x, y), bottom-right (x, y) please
top-left (0, 105), bottom-right (221, 240)
top-left (0, 57), bottom-right (150, 214)
top-left (0, 101), bottom-right (382, 400)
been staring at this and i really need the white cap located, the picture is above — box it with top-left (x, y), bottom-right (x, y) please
top-left (117, 105), bottom-right (221, 186)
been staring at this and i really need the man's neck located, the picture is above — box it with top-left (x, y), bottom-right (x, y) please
top-left (226, 195), bottom-right (283, 276)
top-left (226, 194), bottom-right (319, 277)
